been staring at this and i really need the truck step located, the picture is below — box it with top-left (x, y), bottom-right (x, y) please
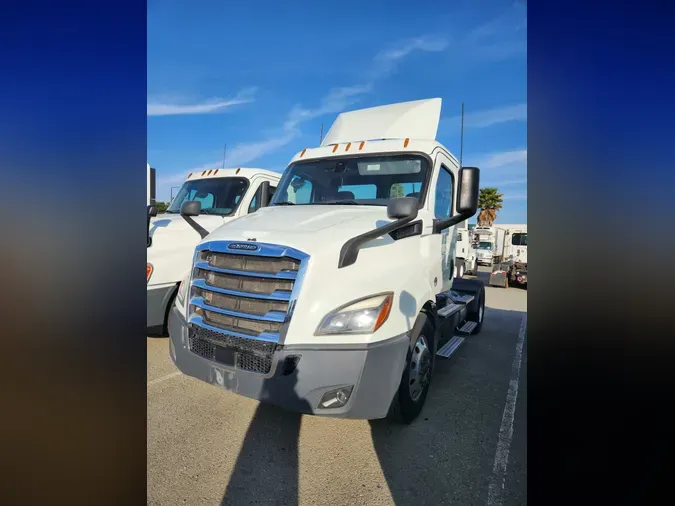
top-left (449, 293), bottom-right (474, 304)
top-left (437, 303), bottom-right (463, 318)
top-left (436, 336), bottom-right (465, 358)
top-left (457, 321), bottom-right (478, 334)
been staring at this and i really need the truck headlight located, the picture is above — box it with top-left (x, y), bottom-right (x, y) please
top-left (315, 293), bottom-right (393, 336)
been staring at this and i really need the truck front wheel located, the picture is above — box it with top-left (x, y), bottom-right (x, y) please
top-left (388, 315), bottom-right (435, 424)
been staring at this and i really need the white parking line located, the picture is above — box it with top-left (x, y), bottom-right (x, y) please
top-left (147, 371), bottom-right (182, 387)
top-left (486, 313), bottom-right (527, 506)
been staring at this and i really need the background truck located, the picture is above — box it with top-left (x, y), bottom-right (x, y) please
top-left (168, 98), bottom-right (487, 424)
top-left (146, 167), bottom-right (281, 334)
top-left (501, 226), bottom-right (527, 287)
top-left (454, 221), bottom-right (478, 278)
top-left (474, 226), bottom-right (505, 266)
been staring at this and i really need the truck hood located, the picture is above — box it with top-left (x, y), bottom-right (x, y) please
top-left (149, 213), bottom-right (227, 250)
top-left (203, 205), bottom-right (395, 255)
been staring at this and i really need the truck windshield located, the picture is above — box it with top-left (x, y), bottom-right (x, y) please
top-left (511, 233), bottom-right (527, 246)
top-left (478, 242), bottom-right (493, 250)
top-left (165, 177), bottom-right (249, 216)
top-left (271, 154), bottom-right (429, 206)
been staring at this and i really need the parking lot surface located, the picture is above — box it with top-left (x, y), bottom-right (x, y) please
top-left (148, 266), bottom-right (527, 505)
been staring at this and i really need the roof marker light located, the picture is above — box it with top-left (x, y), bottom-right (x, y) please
top-left (345, 142), bottom-right (351, 151)
top-left (207, 169), bottom-right (212, 175)
top-left (214, 169), bottom-right (219, 175)
top-left (359, 141), bottom-right (365, 150)
top-left (236, 168), bottom-right (241, 174)
top-left (332, 144), bottom-right (339, 153)
top-left (300, 149), bottom-right (307, 157)
top-left (404, 138), bottom-right (410, 148)
top-left (187, 173), bottom-right (193, 179)
top-left (201, 170), bottom-right (206, 176)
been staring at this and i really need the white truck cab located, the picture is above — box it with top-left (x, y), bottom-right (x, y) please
top-left (169, 98), bottom-right (486, 423)
top-left (453, 222), bottom-right (478, 278)
top-left (147, 167), bottom-right (281, 333)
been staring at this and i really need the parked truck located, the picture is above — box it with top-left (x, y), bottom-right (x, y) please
top-left (168, 98), bottom-right (486, 424)
top-left (147, 167), bottom-right (282, 334)
top-left (474, 226), bottom-right (505, 266)
top-left (502, 227), bottom-right (527, 287)
top-left (454, 221), bottom-right (478, 278)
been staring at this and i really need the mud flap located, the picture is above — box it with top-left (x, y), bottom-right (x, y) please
top-left (489, 264), bottom-right (509, 288)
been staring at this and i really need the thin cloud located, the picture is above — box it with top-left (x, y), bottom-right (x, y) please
top-left (284, 84), bottom-right (373, 131)
top-left (472, 149), bottom-right (527, 169)
top-left (445, 103), bottom-right (527, 129)
top-left (169, 36), bottom-right (449, 178)
top-left (374, 35), bottom-right (449, 75)
top-left (503, 193), bottom-right (527, 200)
top-left (147, 87), bottom-right (257, 116)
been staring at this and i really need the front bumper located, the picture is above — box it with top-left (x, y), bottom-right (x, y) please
top-left (168, 307), bottom-right (409, 419)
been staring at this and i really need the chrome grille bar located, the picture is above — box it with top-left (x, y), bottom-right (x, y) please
top-left (187, 241), bottom-right (309, 355)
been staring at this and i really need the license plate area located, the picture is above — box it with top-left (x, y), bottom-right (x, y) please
top-left (214, 346), bottom-right (237, 367)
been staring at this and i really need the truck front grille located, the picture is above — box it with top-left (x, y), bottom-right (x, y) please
top-left (187, 241), bottom-right (308, 372)
top-left (188, 326), bottom-right (278, 374)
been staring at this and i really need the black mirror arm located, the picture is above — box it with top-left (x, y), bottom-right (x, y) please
top-left (338, 215), bottom-right (416, 269)
top-left (433, 211), bottom-right (473, 234)
top-left (181, 215), bottom-right (209, 239)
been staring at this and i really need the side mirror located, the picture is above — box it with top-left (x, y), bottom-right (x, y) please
top-left (456, 166), bottom-right (480, 215)
top-left (180, 200), bottom-right (201, 217)
top-left (148, 204), bottom-right (158, 218)
top-left (259, 181), bottom-right (271, 209)
top-left (387, 197), bottom-right (419, 220)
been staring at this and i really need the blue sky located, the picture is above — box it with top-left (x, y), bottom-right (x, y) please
top-left (148, 0), bottom-right (526, 223)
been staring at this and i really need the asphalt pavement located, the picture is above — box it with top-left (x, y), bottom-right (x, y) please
top-left (147, 265), bottom-right (527, 505)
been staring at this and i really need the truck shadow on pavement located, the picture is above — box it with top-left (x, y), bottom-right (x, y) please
top-left (369, 307), bottom-right (527, 506)
top-left (221, 375), bottom-right (310, 506)
top-left (220, 307), bottom-right (526, 506)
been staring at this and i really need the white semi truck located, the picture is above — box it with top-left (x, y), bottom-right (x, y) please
top-left (501, 226), bottom-right (527, 287)
top-left (474, 226), bottom-right (505, 266)
top-left (146, 167), bottom-right (282, 334)
top-left (168, 98), bottom-right (486, 423)
top-left (454, 221), bottom-right (478, 278)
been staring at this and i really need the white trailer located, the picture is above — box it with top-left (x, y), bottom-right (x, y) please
top-left (168, 98), bottom-right (487, 424)
top-left (146, 167), bottom-right (282, 334)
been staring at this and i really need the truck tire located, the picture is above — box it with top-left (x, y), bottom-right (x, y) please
top-left (465, 286), bottom-right (485, 335)
top-left (388, 314), bottom-right (435, 424)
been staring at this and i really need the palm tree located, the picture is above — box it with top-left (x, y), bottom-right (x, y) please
top-left (477, 187), bottom-right (504, 226)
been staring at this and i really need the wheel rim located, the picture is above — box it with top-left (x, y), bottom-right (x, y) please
top-left (478, 299), bottom-right (484, 323)
top-left (408, 334), bottom-right (432, 402)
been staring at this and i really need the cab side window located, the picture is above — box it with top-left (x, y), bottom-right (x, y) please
top-left (248, 184), bottom-right (277, 213)
top-left (434, 166), bottom-right (453, 219)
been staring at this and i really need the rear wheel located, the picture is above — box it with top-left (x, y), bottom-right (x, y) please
top-left (388, 315), bottom-right (435, 424)
top-left (455, 259), bottom-right (465, 279)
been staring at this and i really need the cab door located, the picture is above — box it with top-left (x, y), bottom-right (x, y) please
top-left (431, 153), bottom-right (457, 293)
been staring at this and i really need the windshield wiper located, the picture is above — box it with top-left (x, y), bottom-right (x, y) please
top-left (316, 200), bottom-right (359, 205)
top-left (273, 201), bottom-right (295, 206)
top-left (199, 209), bottom-right (220, 215)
